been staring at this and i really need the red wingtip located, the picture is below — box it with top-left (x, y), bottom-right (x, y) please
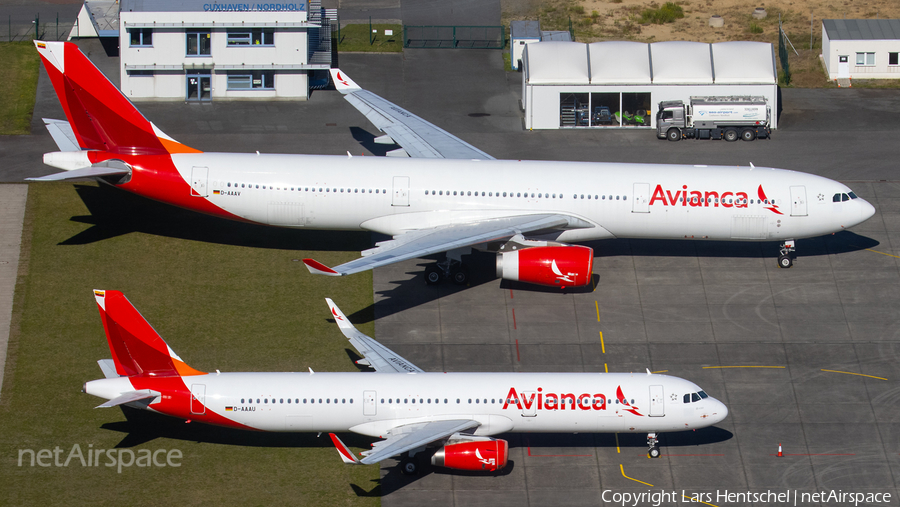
top-left (302, 259), bottom-right (340, 276)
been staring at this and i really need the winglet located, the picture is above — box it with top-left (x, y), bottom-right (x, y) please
top-left (330, 69), bottom-right (362, 94)
top-left (303, 259), bottom-right (341, 276)
top-left (329, 433), bottom-right (361, 464)
top-left (325, 298), bottom-right (357, 334)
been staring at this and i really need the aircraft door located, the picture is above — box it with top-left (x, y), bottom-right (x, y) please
top-left (648, 385), bottom-right (664, 417)
top-left (632, 183), bottom-right (650, 213)
top-left (363, 390), bottom-right (377, 416)
top-left (392, 176), bottom-right (410, 206)
top-left (521, 391), bottom-right (537, 417)
top-left (190, 166), bottom-right (209, 197)
top-left (190, 384), bottom-right (206, 415)
top-left (790, 186), bottom-right (808, 217)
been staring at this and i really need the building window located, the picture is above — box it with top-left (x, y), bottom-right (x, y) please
top-left (129, 28), bottom-right (152, 47)
top-left (187, 31), bottom-right (211, 56)
top-left (890, 53), bottom-right (899, 66)
top-left (227, 71), bottom-right (275, 89)
top-left (856, 52), bottom-right (875, 66)
top-left (227, 28), bottom-right (274, 46)
top-left (128, 70), bottom-right (153, 77)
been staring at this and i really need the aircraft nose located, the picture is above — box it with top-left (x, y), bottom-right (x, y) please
top-left (712, 398), bottom-right (728, 424)
top-left (859, 198), bottom-right (876, 223)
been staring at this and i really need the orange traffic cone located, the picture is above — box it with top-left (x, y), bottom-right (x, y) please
top-left (777, 443), bottom-right (783, 457)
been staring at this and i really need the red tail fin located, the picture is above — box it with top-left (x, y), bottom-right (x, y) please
top-left (34, 41), bottom-right (198, 155)
top-left (93, 290), bottom-right (204, 378)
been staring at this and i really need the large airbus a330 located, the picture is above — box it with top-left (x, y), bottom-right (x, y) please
top-left (85, 290), bottom-right (728, 473)
top-left (33, 41), bottom-right (875, 288)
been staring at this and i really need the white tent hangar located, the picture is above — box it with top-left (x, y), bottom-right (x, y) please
top-left (522, 40), bottom-right (778, 129)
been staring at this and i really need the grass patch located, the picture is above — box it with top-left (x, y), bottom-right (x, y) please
top-left (749, 21), bottom-right (763, 34)
top-left (0, 183), bottom-right (380, 505)
top-left (337, 24), bottom-right (403, 52)
top-left (640, 2), bottom-right (685, 24)
top-left (0, 42), bottom-right (40, 135)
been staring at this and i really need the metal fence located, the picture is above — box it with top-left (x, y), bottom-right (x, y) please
top-left (5, 13), bottom-right (69, 42)
top-left (403, 25), bottom-right (504, 49)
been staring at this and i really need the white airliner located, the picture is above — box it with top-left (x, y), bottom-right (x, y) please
top-left (33, 41), bottom-right (875, 288)
top-left (85, 290), bottom-right (728, 473)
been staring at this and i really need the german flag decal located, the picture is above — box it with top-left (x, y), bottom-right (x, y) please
top-left (225, 406), bottom-right (233, 411)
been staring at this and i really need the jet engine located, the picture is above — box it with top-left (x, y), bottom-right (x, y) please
top-left (496, 245), bottom-right (594, 287)
top-left (430, 437), bottom-right (508, 472)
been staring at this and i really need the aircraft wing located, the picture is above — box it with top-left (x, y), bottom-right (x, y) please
top-left (304, 213), bottom-right (591, 277)
top-left (330, 419), bottom-right (481, 465)
top-left (330, 69), bottom-right (495, 160)
top-left (325, 298), bottom-right (422, 373)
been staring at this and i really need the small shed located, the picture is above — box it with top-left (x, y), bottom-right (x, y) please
top-left (822, 19), bottom-right (900, 80)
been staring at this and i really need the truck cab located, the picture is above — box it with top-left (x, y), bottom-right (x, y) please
top-left (656, 100), bottom-right (686, 139)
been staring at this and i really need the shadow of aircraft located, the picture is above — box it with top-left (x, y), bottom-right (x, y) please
top-left (349, 126), bottom-right (399, 157)
top-left (62, 183), bottom-right (372, 252)
top-left (364, 231), bottom-right (879, 322)
top-left (102, 406), bottom-right (375, 450)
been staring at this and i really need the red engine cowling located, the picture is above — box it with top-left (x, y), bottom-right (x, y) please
top-left (496, 245), bottom-right (594, 287)
top-left (431, 439), bottom-right (509, 472)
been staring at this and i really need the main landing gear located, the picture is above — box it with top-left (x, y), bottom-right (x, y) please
top-left (647, 432), bottom-right (661, 458)
top-left (424, 248), bottom-right (471, 286)
top-left (778, 240), bottom-right (795, 269)
top-left (400, 447), bottom-right (426, 475)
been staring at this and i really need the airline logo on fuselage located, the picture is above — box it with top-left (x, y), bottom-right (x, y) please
top-left (502, 386), bottom-right (643, 415)
top-left (650, 184), bottom-right (748, 209)
top-left (649, 184), bottom-right (783, 215)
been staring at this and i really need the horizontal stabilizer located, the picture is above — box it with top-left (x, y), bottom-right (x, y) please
top-left (43, 119), bottom-right (80, 152)
top-left (95, 389), bottom-right (158, 408)
top-left (97, 359), bottom-right (120, 379)
top-left (27, 162), bottom-right (131, 182)
top-left (329, 433), bottom-right (362, 464)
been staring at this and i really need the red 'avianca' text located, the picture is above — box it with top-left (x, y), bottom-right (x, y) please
top-left (501, 386), bottom-right (643, 416)
top-left (650, 184), bottom-right (749, 209)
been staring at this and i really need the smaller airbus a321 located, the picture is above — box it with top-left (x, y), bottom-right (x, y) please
top-left (85, 290), bottom-right (728, 474)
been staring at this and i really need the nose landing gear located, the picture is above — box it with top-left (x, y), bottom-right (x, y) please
top-left (778, 240), bottom-right (795, 269)
top-left (647, 432), bottom-right (661, 458)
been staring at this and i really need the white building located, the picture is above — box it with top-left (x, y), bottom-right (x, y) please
top-left (822, 19), bottom-right (900, 80)
top-left (118, 0), bottom-right (334, 101)
top-left (521, 41), bottom-right (778, 130)
top-left (509, 21), bottom-right (571, 71)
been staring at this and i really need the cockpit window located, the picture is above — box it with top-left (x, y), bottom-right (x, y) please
top-left (698, 390), bottom-right (708, 399)
top-left (691, 393), bottom-right (701, 402)
top-left (833, 193), bottom-right (853, 202)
